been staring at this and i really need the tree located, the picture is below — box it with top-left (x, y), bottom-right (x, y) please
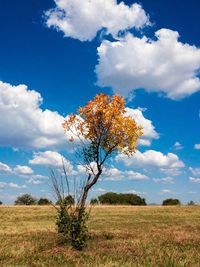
top-left (38, 198), bottom-right (52, 205)
top-left (63, 94), bottom-right (142, 207)
top-left (162, 198), bottom-right (181, 206)
top-left (98, 192), bottom-right (146, 205)
top-left (0, 201), bottom-right (2, 205)
top-left (188, 200), bottom-right (195, 206)
top-left (15, 194), bottom-right (37, 205)
top-left (56, 195), bottom-right (75, 206)
top-left (90, 198), bottom-right (99, 205)
top-left (53, 93), bottom-right (142, 250)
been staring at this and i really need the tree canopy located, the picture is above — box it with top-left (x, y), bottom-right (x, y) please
top-left (37, 198), bottom-right (52, 205)
top-left (98, 192), bottom-right (146, 205)
top-left (15, 194), bottom-right (37, 205)
top-left (162, 198), bottom-right (181, 206)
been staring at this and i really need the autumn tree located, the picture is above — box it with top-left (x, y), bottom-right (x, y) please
top-left (63, 94), bottom-right (143, 207)
top-left (53, 93), bottom-right (142, 250)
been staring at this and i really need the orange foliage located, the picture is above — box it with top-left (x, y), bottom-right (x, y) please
top-left (63, 94), bottom-right (143, 156)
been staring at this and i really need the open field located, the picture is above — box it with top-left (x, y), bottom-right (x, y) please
top-left (0, 205), bottom-right (200, 267)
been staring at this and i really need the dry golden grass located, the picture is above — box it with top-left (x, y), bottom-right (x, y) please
top-left (0, 205), bottom-right (200, 266)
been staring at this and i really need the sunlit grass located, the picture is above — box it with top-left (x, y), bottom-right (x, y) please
top-left (0, 205), bottom-right (200, 266)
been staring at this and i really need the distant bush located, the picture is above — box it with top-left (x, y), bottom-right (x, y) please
top-left (56, 195), bottom-right (75, 206)
top-left (15, 194), bottom-right (37, 205)
top-left (162, 198), bottom-right (181, 206)
top-left (98, 192), bottom-right (146, 205)
top-left (0, 201), bottom-right (2, 205)
top-left (38, 198), bottom-right (52, 205)
top-left (90, 198), bottom-right (99, 205)
top-left (187, 200), bottom-right (195, 206)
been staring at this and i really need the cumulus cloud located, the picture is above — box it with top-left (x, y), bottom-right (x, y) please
top-left (45, 0), bottom-right (149, 41)
top-left (189, 177), bottom-right (200, 183)
top-left (116, 150), bottom-right (185, 170)
top-left (153, 177), bottom-right (174, 184)
top-left (29, 150), bottom-right (73, 171)
top-left (20, 174), bottom-right (49, 184)
top-left (91, 187), bottom-right (106, 193)
top-left (0, 182), bottom-right (26, 189)
top-left (173, 142), bottom-right (184, 150)
top-left (26, 179), bottom-right (44, 185)
top-left (194, 144), bottom-right (200, 149)
top-left (0, 81), bottom-right (71, 149)
top-left (160, 189), bottom-right (171, 194)
top-left (189, 167), bottom-right (200, 176)
top-left (125, 107), bottom-right (159, 146)
top-left (124, 189), bottom-right (146, 195)
top-left (14, 165), bottom-right (33, 175)
top-left (104, 167), bottom-right (148, 181)
top-left (96, 29), bottom-right (200, 99)
top-left (159, 168), bottom-right (182, 177)
top-left (0, 162), bottom-right (12, 173)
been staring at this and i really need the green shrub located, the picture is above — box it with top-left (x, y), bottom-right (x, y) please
top-left (162, 198), bottom-right (181, 206)
top-left (37, 198), bottom-right (52, 205)
top-left (187, 200), bottom-right (195, 206)
top-left (56, 195), bottom-right (75, 206)
top-left (98, 192), bottom-right (146, 205)
top-left (15, 194), bottom-right (37, 205)
top-left (56, 205), bottom-right (89, 250)
top-left (90, 198), bottom-right (99, 205)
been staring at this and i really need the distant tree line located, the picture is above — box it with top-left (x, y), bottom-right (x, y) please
top-left (91, 192), bottom-right (147, 205)
top-left (13, 194), bottom-right (75, 206)
top-left (0, 193), bottom-right (195, 206)
top-left (14, 194), bottom-right (52, 206)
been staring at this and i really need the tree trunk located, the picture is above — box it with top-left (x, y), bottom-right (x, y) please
top-left (80, 170), bottom-right (102, 207)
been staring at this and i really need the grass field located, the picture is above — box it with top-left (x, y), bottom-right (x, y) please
top-left (0, 205), bottom-right (200, 267)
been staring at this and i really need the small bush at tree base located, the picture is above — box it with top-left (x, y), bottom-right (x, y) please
top-left (162, 198), bottom-right (181, 206)
top-left (56, 205), bottom-right (89, 250)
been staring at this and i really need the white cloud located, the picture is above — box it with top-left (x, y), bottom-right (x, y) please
top-left (124, 189), bottom-right (146, 195)
top-left (0, 182), bottom-right (26, 189)
top-left (116, 150), bottom-right (185, 170)
top-left (45, 0), bottom-right (149, 41)
top-left (26, 179), bottom-right (44, 185)
top-left (188, 191), bottom-right (197, 194)
top-left (29, 151), bottom-right (73, 171)
top-left (0, 162), bottom-right (12, 173)
top-left (189, 167), bottom-right (200, 176)
top-left (0, 81), bottom-right (71, 149)
top-left (104, 167), bottom-right (148, 181)
top-left (8, 182), bottom-right (27, 189)
top-left (153, 177), bottom-right (174, 184)
top-left (160, 189), bottom-right (171, 194)
top-left (189, 177), bottom-right (200, 183)
top-left (125, 107), bottom-right (159, 146)
top-left (194, 144), bottom-right (200, 149)
top-left (14, 165), bottom-right (33, 175)
top-left (173, 142), bottom-right (184, 150)
top-left (160, 168), bottom-right (182, 177)
top-left (91, 187), bottom-right (106, 193)
top-left (96, 29), bottom-right (200, 100)
top-left (21, 174), bottom-right (49, 185)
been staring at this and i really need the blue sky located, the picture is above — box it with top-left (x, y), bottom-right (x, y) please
top-left (0, 0), bottom-right (200, 204)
